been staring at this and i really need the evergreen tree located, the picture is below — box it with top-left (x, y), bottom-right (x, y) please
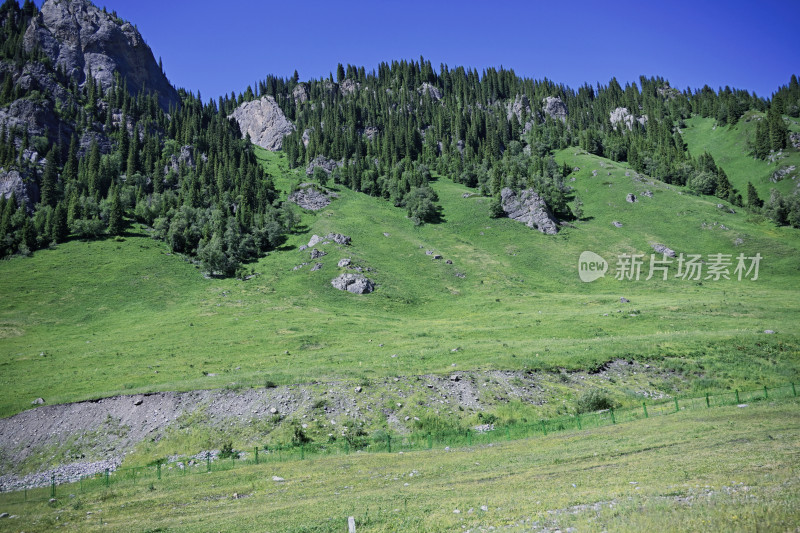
top-left (746, 181), bottom-right (763, 209)
top-left (107, 185), bottom-right (123, 235)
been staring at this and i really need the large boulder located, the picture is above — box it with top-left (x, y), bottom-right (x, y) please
top-left (0, 168), bottom-right (40, 208)
top-left (610, 107), bottom-right (648, 130)
top-left (23, 0), bottom-right (180, 111)
top-left (500, 187), bottom-right (558, 234)
top-left (542, 96), bottom-right (567, 122)
top-left (331, 273), bottom-right (375, 294)
top-left (229, 95), bottom-right (295, 151)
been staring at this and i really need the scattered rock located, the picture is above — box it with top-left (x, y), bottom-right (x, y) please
top-left (0, 512), bottom-right (8, 518)
top-left (383, 232), bottom-right (390, 237)
top-left (620, 297), bottom-right (630, 303)
top-left (305, 155), bottom-right (340, 176)
top-left (288, 186), bottom-right (332, 210)
top-left (31, 398), bottom-right (44, 405)
top-left (230, 96), bottom-right (295, 151)
top-left (651, 243), bottom-right (676, 257)
top-left (500, 187), bottom-right (559, 234)
top-left (626, 193), bottom-right (637, 203)
top-left (299, 245), bottom-right (308, 251)
top-left (133, 398), bottom-right (143, 406)
top-left (612, 221), bottom-right (623, 228)
top-left (446, 259), bottom-right (453, 264)
top-left (764, 330), bottom-right (775, 334)
top-left (331, 273), bottom-right (375, 294)
top-left (771, 165), bottom-right (796, 183)
top-left (338, 258), bottom-right (351, 268)
top-left (272, 476), bottom-right (285, 482)
top-left (432, 255), bottom-right (442, 260)
top-left (326, 233), bottom-right (351, 245)
top-left (310, 262), bottom-right (323, 272)
top-left (310, 249), bottom-right (326, 260)
top-left (354, 386), bottom-right (362, 393)
top-left (643, 190), bottom-right (653, 198)
top-left (542, 96), bottom-right (567, 121)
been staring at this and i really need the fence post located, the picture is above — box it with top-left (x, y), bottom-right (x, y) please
top-left (207, 452), bottom-right (211, 472)
top-left (792, 383), bottom-right (797, 397)
top-left (764, 386), bottom-right (768, 399)
top-left (610, 409), bottom-right (616, 424)
top-left (674, 397), bottom-right (679, 412)
top-left (642, 402), bottom-right (648, 418)
top-left (735, 389), bottom-right (740, 403)
top-left (428, 433), bottom-right (432, 449)
top-left (255, 446), bottom-right (259, 465)
top-left (50, 474), bottom-right (55, 498)
top-left (386, 434), bottom-right (392, 453)
top-left (705, 393), bottom-right (710, 408)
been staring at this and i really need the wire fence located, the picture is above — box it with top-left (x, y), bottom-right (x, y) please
top-left (1, 381), bottom-right (797, 505)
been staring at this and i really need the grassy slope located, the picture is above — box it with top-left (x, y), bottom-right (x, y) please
top-left (682, 113), bottom-right (800, 199)
top-left (1, 399), bottom-right (797, 532)
top-left (0, 148), bottom-right (799, 418)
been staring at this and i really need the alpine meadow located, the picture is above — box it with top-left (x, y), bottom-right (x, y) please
top-left (0, 1), bottom-right (798, 531)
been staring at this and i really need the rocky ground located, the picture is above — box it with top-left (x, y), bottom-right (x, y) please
top-left (0, 360), bottom-right (680, 491)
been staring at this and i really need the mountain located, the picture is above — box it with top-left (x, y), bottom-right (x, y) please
top-left (23, 0), bottom-right (179, 111)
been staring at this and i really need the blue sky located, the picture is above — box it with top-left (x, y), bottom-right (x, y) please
top-left (37, 0), bottom-right (800, 102)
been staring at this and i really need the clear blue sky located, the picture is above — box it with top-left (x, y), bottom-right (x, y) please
top-left (38, 0), bottom-right (800, 102)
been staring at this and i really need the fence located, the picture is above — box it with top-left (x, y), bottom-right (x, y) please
top-left (1, 381), bottom-right (797, 505)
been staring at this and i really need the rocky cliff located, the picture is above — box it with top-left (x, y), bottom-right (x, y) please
top-left (23, 0), bottom-right (179, 111)
top-left (229, 96), bottom-right (295, 151)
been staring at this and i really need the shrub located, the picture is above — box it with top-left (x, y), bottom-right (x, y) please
top-left (576, 389), bottom-right (616, 413)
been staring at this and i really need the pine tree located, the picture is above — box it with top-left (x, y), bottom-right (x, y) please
top-left (51, 201), bottom-right (68, 243)
top-left (747, 181), bottom-right (763, 209)
top-left (107, 185), bottom-right (123, 235)
top-left (40, 147), bottom-right (59, 207)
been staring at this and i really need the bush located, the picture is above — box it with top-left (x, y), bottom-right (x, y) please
top-left (219, 441), bottom-right (236, 459)
top-left (576, 389), bottom-right (616, 414)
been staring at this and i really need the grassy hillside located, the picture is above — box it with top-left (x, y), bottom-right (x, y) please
top-left (1, 399), bottom-right (797, 532)
top-left (0, 148), bottom-right (798, 418)
top-left (682, 114), bottom-right (800, 199)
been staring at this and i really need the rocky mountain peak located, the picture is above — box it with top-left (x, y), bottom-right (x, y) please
top-left (23, 0), bottom-right (179, 110)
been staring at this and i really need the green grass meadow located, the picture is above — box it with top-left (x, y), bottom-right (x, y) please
top-left (1, 399), bottom-right (797, 532)
top-left (0, 148), bottom-right (799, 418)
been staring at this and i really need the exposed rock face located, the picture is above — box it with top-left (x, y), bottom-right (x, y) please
top-left (0, 98), bottom-right (63, 141)
top-left (331, 273), bottom-right (375, 294)
top-left (610, 107), bottom-right (648, 130)
top-left (288, 186), bottom-right (332, 210)
top-left (340, 79), bottom-right (359, 95)
top-left (305, 155), bottom-right (339, 176)
top-left (542, 96), bottom-right (567, 122)
top-left (230, 96), bottom-right (295, 151)
top-left (0, 168), bottom-right (40, 207)
top-left (23, 0), bottom-right (179, 111)
top-left (418, 82), bottom-right (442, 101)
top-left (292, 83), bottom-right (309, 104)
top-left (500, 187), bottom-right (558, 234)
top-left (163, 145), bottom-right (196, 175)
top-left (651, 243), bottom-right (676, 257)
top-left (507, 94), bottom-right (530, 123)
top-left (361, 126), bottom-right (379, 140)
top-left (78, 131), bottom-right (112, 157)
top-left (13, 61), bottom-right (70, 106)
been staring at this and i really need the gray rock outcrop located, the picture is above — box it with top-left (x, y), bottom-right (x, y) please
top-left (305, 155), bottom-right (339, 176)
top-left (331, 273), bottom-right (375, 294)
top-left (292, 83), bottom-right (309, 104)
top-left (0, 98), bottom-right (63, 141)
top-left (163, 145), bottom-right (196, 175)
top-left (418, 82), bottom-right (442, 101)
top-left (507, 94), bottom-right (530, 123)
top-left (500, 187), bottom-right (558, 234)
top-left (229, 96), bottom-right (295, 151)
top-left (626, 193), bottom-right (637, 203)
top-left (288, 186), bottom-right (332, 210)
top-left (23, 0), bottom-right (179, 111)
top-left (0, 168), bottom-right (40, 208)
top-left (340, 79), bottom-right (359, 95)
top-left (651, 243), bottom-right (676, 257)
top-left (610, 107), bottom-right (648, 130)
top-left (542, 96), bottom-right (567, 122)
